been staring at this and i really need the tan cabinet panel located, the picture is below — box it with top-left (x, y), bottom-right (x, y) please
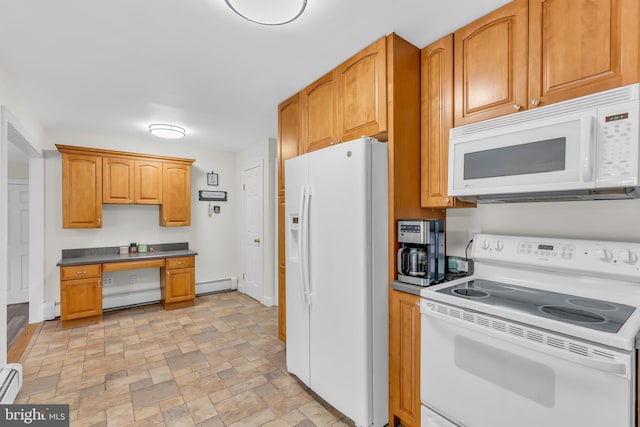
top-left (61, 153), bottom-right (103, 228)
top-left (103, 157), bottom-right (134, 204)
top-left (135, 160), bottom-right (163, 204)
top-left (160, 163), bottom-right (191, 226)
top-left (528, 0), bottom-right (639, 107)
top-left (389, 290), bottom-right (421, 427)
top-left (421, 35), bottom-right (475, 209)
top-left (337, 37), bottom-right (387, 141)
top-left (302, 71), bottom-right (338, 152)
top-left (454, 0), bottom-right (528, 126)
top-left (278, 94), bottom-right (301, 196)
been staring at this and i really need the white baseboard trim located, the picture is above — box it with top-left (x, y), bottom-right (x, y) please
top-left (48, 278), bottom-right (235, 317)
top-left (261, 295), bottom-right (275, 307)
top-left (196, 278), bottom-right (234, 295)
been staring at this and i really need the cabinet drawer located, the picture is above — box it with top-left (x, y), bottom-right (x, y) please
top-left (166, 256), bottom-right (194, 269)
top-left (60, 264), bottom-right (102, 280)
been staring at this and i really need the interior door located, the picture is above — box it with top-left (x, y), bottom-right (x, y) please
top-left (242, 163), bottom-right (263, 303)
top-left (7, 182), bottom-right (29, 304)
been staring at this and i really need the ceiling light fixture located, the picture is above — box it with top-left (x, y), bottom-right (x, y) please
top-left (224, 0), bottom-right (307, 26)
top-left (148, 124), bottom-right (186, 139)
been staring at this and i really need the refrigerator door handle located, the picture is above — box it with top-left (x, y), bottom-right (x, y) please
top-left (299, 185), bottom-right (312, 306)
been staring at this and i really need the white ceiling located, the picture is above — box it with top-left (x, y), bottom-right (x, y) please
top-left (0, 0), bottom-right (510, 152)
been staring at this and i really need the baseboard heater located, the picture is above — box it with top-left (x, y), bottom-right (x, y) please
top-left (0, 364), bottom-right (23, 404)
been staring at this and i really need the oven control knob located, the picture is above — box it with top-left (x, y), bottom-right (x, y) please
top-left (494, 240), bottom-right (504, 252)
top-left (619, 250), bottom-right (639, 265)
top-left (481, 240), bottom-right (490, 250)
top-left (597, 247), bottom-right (614, 262)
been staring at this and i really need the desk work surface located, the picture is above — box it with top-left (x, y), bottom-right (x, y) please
top-left (57, 242), bottom-right (197, 267)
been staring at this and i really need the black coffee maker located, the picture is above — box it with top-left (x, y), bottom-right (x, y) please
top-left (397, 219), bottom-right (445, 286)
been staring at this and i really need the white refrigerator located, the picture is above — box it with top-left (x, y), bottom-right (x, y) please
top-left (285, 137), bottom-right (388, 427)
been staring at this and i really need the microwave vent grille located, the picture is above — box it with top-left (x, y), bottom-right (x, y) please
top-left (452, 83), bottom-right (639, 138)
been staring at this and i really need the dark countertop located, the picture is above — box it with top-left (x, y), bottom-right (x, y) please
top-left (392, 272), bottom-right (472, 296)
top-left (57, 242), bottom-right (197, 267)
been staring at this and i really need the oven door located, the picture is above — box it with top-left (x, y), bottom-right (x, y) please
top-left (420, 300), bottom-right (634, 427)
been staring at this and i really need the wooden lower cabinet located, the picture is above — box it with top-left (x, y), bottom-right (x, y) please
top-left (389, 289), bottom-right (421, 427)
top-left (161, 256), bottom-right (195, 309)
top-left (60, 264), bottom-right (103, 328)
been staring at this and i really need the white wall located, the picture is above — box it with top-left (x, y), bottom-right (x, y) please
top-left (43, 130), bottom-right (240, 305)
top-left (0, 67), bottom-right (45, 365)
top-left (446, 199), bottom-right (640, 255)
top-left (235, 138), bottom-right (277, 306)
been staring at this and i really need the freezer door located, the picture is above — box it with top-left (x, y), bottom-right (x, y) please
top-left (284, 154), bottom-right (310, 386)
top-left (306, 139), bottom-right (376, 426)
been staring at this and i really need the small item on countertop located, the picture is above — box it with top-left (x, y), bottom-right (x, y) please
top-left (138, 243), bottom-right (148, 253)
top-left (129, 243), bottom-right (138, 254)
top-left (119, 246), bottom-right (129, 255)
top-left (149, 247), bottom-right (154, 253)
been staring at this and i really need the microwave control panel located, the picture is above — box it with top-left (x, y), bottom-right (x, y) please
top-left (597, 100), bottom-right (639, 185)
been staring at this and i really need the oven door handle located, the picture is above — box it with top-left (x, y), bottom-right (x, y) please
top-left (422, 306), bottom-right (630, 377)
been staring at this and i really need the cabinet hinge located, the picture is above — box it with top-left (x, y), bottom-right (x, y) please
top-left (243, 184), bottom-right (245, 191)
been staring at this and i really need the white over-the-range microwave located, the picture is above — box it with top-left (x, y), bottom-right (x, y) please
top-left (448, 83), bottom-right (640, 203)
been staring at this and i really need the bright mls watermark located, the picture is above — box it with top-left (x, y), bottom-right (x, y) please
top-left (0, 405), bottom-right (69, 426)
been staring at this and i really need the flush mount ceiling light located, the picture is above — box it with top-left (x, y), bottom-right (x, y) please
top-left (225, 0), bottom-right (307, 26)
top-left (148, 124), bottom-right (186, 139)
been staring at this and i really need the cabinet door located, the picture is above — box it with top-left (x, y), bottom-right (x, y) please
top-left (389, 290), bottom-right (421, 427)
top-left (337, 37), bottom-right (387, 141)
top-left (103, 157), bottom-right (134, 204)
top-left (277, 195), bottom-right (286, 342)
top-left (164, 268), bottom-right (195, 304)
top-left (161, 163), bottom-right (191, 226)
top-left (60, 277), bottom-right (102, 320)
top-left (454, 0), bottom-right (528, 126)
top-left (62, 153), bottom-right (103, 228)
top-left (278, 94), bottom-right (301, 196)
top-left (302, 71), bottom-right (338, 152)
top-left (528, 0), bottom-right (639, 108)
top-left (135, 160), bottom-right (163, 204)
top-left (421, 35), bottom-right (475, 209)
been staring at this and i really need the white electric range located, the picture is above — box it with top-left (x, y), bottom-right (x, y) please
top-left (420, 234), bottom-right (640, 427)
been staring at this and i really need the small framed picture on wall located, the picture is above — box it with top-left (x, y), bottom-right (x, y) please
top-left (207, 172), bottom-right (218, 186)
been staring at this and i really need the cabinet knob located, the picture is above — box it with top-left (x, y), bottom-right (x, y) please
top-left (76, 271), bottom-right (87, 275)
top-left (444, 197), bottom-right (450, 203)
top-left (531, 98), bottom-right (541, 106)
top-left (98, 279), bottom-right (101, 288)
top-left (513, 104), bottom-right (522, 111)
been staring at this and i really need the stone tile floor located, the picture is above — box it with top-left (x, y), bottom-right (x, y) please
top-left (16, 291), bottom-right (355, 427)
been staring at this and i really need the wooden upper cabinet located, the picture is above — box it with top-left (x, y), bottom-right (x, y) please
top-left (337, 36), bottom-right (388, 141)
top-left (61, 153), bottom-right (103, 228)
top-left (161, 163), bottom-right (191, 226)
top-left (421, 35), bottom-right (473, 209)
top-left (528, 0), bottom-right (640, 108)
top-left (103, 157), bottom-right (134, 204)
top-left (135, 160), bottom-right (163, 204)
top-left (278, 93), bottom-right (301, 196)
top-left (302, 71), bottom-right (338, 153)
top-left (454, 0), bottom-right (529, 126)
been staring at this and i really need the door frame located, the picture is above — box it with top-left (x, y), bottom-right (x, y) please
top-left (1, 107), bottom-right (45, 364)
top-left (240, 161), bottom-right (265, 303)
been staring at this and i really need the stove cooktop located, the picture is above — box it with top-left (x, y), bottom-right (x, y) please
top-left (437, 279), bottom-right (636, 333)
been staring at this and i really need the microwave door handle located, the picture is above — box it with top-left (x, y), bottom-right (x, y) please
top-left (581, 116), bottom-right (595, 182)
